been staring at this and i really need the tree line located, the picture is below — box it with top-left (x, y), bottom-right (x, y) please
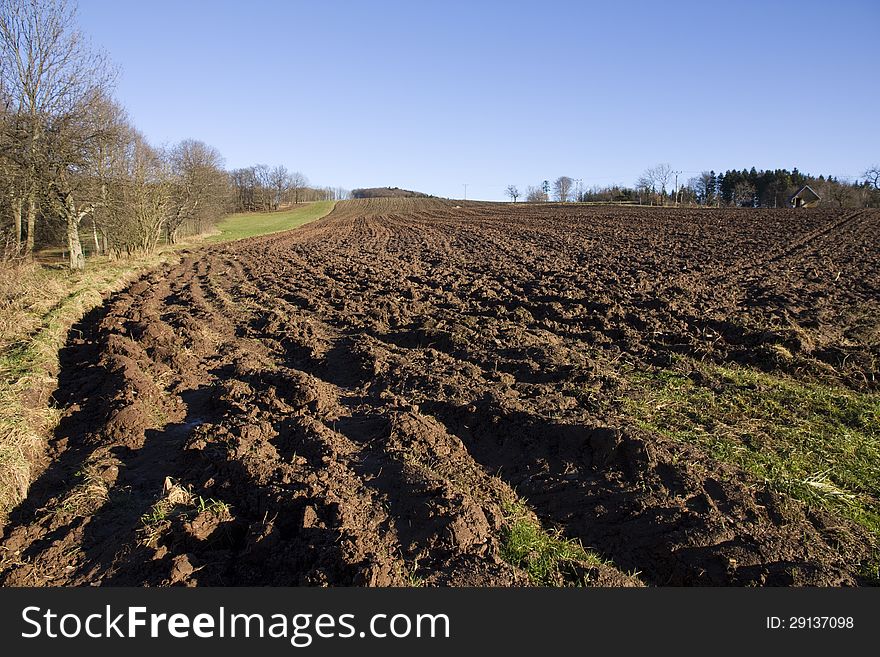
top-left (1, 0), bottom-right (342, 270)
top-left (228, 165), bottom-right (348, 213)
top-left (350, 187), bottom-right (429, 199)
top-left (506, 166), bottom-right (880, 208)
top-left (687, 168), bottom-right (877, 209)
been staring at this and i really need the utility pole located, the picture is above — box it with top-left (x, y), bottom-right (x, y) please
top-left (672, 170), bottom-right (682, 206)
top-left (576, 178), bottom-right (583, 202)
top-left (463, 184), bottom-right (468, 201)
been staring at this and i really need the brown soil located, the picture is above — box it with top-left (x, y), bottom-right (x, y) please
top-left (1, 199), bottom-right (878, 586)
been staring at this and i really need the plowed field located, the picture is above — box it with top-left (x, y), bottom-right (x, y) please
top-left (2, 199), bottom-right (878, 586)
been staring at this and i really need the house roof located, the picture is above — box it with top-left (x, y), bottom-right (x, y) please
top-left (792, 184), bottom-right (821, 201)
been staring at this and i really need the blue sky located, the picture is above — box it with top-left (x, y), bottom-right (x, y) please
top-left (77, 0), bottom-right (879, 200)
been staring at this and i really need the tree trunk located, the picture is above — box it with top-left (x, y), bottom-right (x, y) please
top-left (60, 193), bottom-right (88, 271)
top-left (13, 195), bottom-right (23, 253)
top-left (66, 215), bottom-right (85, 270)
top-left (26, 191), bottom-right (37, 255)
top-left (92, 219), bottom-right (101, 255)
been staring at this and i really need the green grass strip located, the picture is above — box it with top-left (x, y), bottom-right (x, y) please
top-left (207, 201), bottom-right (335, 242)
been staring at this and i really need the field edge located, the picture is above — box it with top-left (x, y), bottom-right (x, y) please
top-left (0, 207), bottom-right (331, 526)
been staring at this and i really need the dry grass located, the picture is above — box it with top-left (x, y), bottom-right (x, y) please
top-left (0, 252), bottom-right (176, 524)
top-left (55, 459), bottom-right (113, 518)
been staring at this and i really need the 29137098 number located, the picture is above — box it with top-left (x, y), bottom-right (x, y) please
top-left (766, 616), bottom-right (854, 629)
top-left (791, 617), bottom-right (853, 629)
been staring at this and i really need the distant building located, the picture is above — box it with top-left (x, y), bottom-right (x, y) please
top-left (790, 185), bottom-right (821, 208)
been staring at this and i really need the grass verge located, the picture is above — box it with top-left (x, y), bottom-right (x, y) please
top-left (619, 357), bottom-right (880, 542)
top-left (206, 201), bottom-right (335, 242)
top-left (0, 253), bottom-right (177, 522)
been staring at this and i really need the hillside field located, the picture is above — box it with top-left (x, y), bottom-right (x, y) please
top-left (1, 198), bottom-right (878, 587)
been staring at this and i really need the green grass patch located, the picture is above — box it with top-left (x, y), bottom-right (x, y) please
top-left (619, 358), bottom-right (880, 541)
top-left (500, 500), bottom-right (604, 585)
top-left (206, 201), bottom-right (335, 242)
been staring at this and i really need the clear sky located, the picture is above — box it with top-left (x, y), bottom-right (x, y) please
top-left (77, 0), bottom-right (879, 200)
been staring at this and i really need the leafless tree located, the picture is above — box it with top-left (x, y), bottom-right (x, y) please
top-left (91, 103), bottom-right (226, 257)
top-left (639, 163), bottom-right (672, 204)
top-left (166, 139), bottom-right (226, 242)
top-left (229, 166), bottom-right (316, 210)
top-left (635, 174), bottom-right (654, 205)
top-left (864, 166), bottom-right (880, 190)
top-left (45, 86), bottom-right (121, 269)
top-left (122, 136), bottom-right (170, 253)
top-left (821, 179), bottom-right (858, 208)
top-left (0, 0), bottom-right (114, 265)
top-left (290, 171), bottom-right (307, 204)
top-left (525, 185), bottom-right (547, 202)
top-left (0, 100), bottom-right (26, 254)
top-left (252, 164), bottom-right (273, 211)
top-left (553, 176), bottom-right (573, 202)
top-left (89, 92), bottom-right (129, 255)
top-left (654, 164), bottom-right (672, 198)
top-left (686, 177), bottom-right (702, 202)
top-left (229, 166), bottom-right (258, 211)
top-left (505, 184), bottom-right (519, 202)
top-left (269, 164), bottom-right (289, 210)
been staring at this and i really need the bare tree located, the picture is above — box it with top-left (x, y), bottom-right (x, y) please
top-left (525, 185), bottom-right (547, 202)
top-left (0, 0), bottom-right (114, 264)
top-left (505, 184), bottom-right (519, 202)
top-left (89, 92), bottom-right (129, 255)
top-left (0, 92), bottom-right (26, 253)
top-left (165, 139), bottom-right (226, 242)
top-left (122, 135), bottom-right (170, 253)
top-left (635, 174), bottom-right (654, 205)
top-left (290, 171), bottom-right (307, 204)
top-left (230, 166), bottom-right (258, 211)
top-left (269, 164), bottom-right (289, 210)
top-left (637, 164), bottom-right (674, 205)
top-left (655, 164), bottom-right (672, 199)
top-left (45, 86), bottom-right (121, 269)
top-left (252, 164), bottom-right (272, 211)
top-left (229, 165), bottom-right (310, 211)
top-left (553, 176), bottom-right (573, 202)
top-left (686, 177), bottom-right (702, 203)
top-left (823, 179), bottom-right (857, 208)
top-left (864, 166), bottom-right (880, 190)
top-left (644, 164), bottom-right (672, 203)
